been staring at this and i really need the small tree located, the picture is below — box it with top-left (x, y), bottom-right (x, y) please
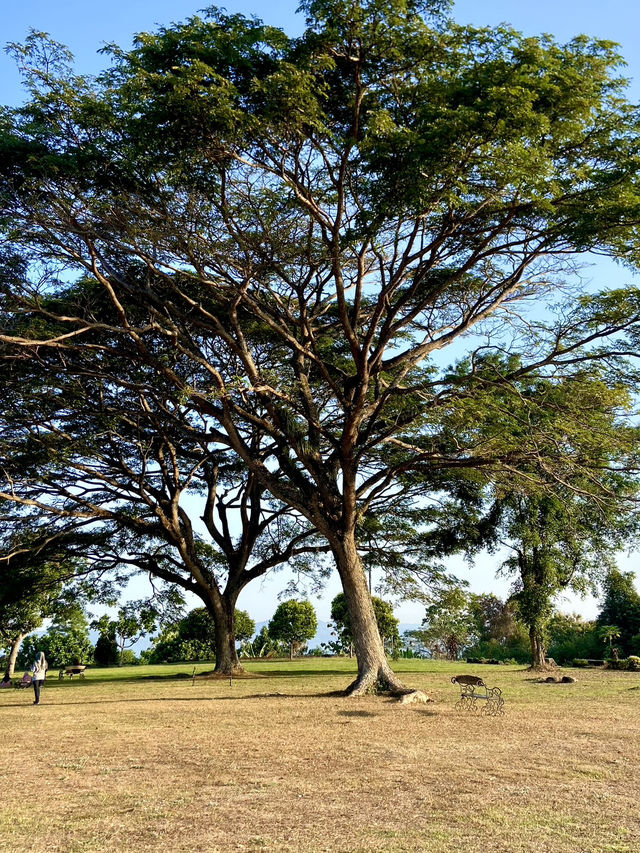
top-left (268, 600), bottom-right (318, 660)
top-left (93, 633), bottom-right (119, 667)
top-left (412, 588), bottom-right (476, 660)
top-left (597, 570), bottom-right (640, 655)
top-left (92, 601), bottom-right (158, 665)
top-left (598, 625), bottom-right (621, 658)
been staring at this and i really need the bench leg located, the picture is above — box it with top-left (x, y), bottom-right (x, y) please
top-left (455, 693), bottom-right (479, 712)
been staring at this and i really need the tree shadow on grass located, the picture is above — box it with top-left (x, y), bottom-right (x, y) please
top-left (337, 709), bottom-right (377, 718)
top-left (241, 669), bottom-right (354, 679)
top-left (49, 669), bottom-right (354, 687)
top-left (1, 690), bottom-right (355, 708)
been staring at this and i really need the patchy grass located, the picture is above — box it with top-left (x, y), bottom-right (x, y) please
top-left (1, 660), bottom-right (639, 852)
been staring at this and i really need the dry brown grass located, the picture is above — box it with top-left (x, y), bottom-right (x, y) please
top-left (1, 661), bottom-right (638, 852)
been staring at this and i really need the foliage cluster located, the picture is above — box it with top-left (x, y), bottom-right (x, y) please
top-left (17, 610), bottom-right (93, 669)
top-left (146, 607), bottom-right (254, 664)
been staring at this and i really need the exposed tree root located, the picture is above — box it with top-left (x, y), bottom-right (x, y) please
top-left (344, 666), bottom-right (408, 697)
top-left (211, 663), bottom-right (247, 677)
top-left (527, 663), bottom-right (556, 673)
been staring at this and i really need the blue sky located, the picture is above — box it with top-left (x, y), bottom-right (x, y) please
top-left (2, 1), bottom-right (638, 624)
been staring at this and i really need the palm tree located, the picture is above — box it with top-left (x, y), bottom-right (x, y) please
top-left (598, 625), bottom-right (621, 657)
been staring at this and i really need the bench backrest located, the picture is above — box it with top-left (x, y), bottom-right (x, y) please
top-left (451, 674), bottom-right (486, 687)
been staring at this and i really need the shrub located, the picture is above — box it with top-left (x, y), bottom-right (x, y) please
top-left (627, 656), bottom-right (640, 671)
top-left (572, 659), bottom-right (589, 667)
top-left (606, 659), bottom-right (629, 670)
top-left (465, 638), bottom-right (530, 665)
top-left (118, 649), bottom-right (138, 666)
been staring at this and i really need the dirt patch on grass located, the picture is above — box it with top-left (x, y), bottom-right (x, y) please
top-left (1, 664), bottom-right (639, 852)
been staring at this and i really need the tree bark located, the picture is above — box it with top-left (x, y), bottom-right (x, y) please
top-left (529, 625), bottom-right (550, 670)
top-left (209, 592), bottom-right (245, 676)
top-left (5, 633), bottom-right (27, 678)
top-left (331, 534), bottom-right (407, 696)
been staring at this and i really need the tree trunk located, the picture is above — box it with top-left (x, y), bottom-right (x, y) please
top-left (209, 593), bottom-right (245, 676)
top-left (6, 633), bottom-right (27, 678)
top-left (331, 534), bottom-right (407, 696)
top-left (529, 625), bottom-right (550, 670)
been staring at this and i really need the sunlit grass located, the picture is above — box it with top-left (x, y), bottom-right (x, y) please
top-left (1, 659), bottom-right (639, 852)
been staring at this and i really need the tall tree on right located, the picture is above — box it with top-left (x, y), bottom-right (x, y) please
top-left (597, 570), bottom-right (640, 656)
top-left (492, 478), bottom-right (637, 669)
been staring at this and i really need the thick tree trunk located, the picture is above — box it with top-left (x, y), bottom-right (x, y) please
top-left (332, 535), bottom-right (407, 696)
top-left (529, 625), bottom-right (550, 671)
top-left (210, 593), bottom-right (245, 676)
top-left (6, 633), bottom-right (27, 678)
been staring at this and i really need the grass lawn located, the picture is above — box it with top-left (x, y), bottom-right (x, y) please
top-left (1, 659), bottom-right (638, 852)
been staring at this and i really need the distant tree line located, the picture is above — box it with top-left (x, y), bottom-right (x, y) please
top-left (407, 569), bottom-right (640, 666)
top-left (7, 567), bottom-right (639, 675)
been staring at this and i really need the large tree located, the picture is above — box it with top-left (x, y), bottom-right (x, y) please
top-left (3, 1), bottom-right (640, 692)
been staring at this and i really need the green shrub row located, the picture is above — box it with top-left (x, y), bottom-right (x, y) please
top-left (605, 656), bottom-right (640, 671)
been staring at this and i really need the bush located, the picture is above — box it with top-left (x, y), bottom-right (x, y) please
top-left (606, 659), bottom-right (629, 670)
top-left (573, 659), bottom-right (589, 667)
top-left (118, 649), bottom-right (138, 666)
top-left (465, 638), bottom-right (530, 665)
top-left (627, 656), bottom-right (640, 671)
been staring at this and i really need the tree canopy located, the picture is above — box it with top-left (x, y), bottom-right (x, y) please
top-left (268, 599), bottom-right (318, 658)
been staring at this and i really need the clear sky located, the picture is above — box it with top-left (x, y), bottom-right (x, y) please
top-left (2, 0), bottom-right (639, 624)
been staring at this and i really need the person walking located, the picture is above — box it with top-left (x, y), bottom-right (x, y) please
top-left (31, 651), bottom-right (47, 705)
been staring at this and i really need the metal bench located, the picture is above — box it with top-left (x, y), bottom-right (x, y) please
top-left (60, 665), bottom-right (87, 679)
top-left (451, 674), bottom-right (504, 716)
